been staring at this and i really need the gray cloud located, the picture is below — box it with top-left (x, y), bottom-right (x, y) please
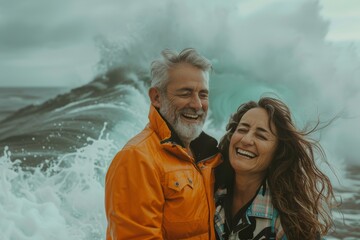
top-left (0, 1), bottom-right (95, 52)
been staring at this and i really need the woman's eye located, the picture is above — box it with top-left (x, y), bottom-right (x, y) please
top-left (257, 134), bottom-right (267, 140)
top-left (237, 128), bottom-right (247, 133)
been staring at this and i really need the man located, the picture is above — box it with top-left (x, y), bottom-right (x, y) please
top-left (105, 48), bottom-right (222, 239)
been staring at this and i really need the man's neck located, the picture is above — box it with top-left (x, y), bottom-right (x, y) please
top-left (181, 138), bottom-right (195, 158)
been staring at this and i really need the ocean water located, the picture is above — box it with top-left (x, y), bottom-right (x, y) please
top-left (0, 75), bottom-right (359, 240)
top-left (0, 75), bottom-right (150, 240)
top-left (0, 88), bottom-right (70, 122)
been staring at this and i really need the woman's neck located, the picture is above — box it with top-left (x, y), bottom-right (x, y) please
top-left (231, 173), bottom-right (265, 217)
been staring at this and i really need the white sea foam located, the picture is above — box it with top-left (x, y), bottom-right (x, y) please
top-left (0, 124), bottom-right (121, 240)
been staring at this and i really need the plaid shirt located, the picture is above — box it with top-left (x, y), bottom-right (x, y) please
top-left (214, 181), bottom-right (286, 240)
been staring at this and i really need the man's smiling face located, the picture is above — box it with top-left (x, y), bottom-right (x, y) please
top-left (159, 63), bottom-right (209, 144)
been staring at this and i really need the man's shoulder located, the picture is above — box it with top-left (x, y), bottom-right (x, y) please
top-left (109, 128), bottom-right (161, 169)
top-left (124, 126), bottom-right (159, 150)
top-left (113, 126), bottom-right (161, 161)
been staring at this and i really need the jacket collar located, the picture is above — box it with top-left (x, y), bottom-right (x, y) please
top-left (148, 105), bottom-right (219, 162)
top-left (148, 104), bottom-right (172, 143)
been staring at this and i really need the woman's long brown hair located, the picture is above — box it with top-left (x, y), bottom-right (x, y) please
top-left (216, 97), bottom-right (337, 239)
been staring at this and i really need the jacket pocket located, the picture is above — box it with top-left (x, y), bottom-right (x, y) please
top-left (163, 170), bottom-right (203, 221)
top-left (163, 170), bottom-right (209, 238)
top-left (167, 170), bottom-right (194, 192)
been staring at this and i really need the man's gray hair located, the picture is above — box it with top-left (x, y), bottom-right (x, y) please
top-left (150, 48), bottom-right (212, 93)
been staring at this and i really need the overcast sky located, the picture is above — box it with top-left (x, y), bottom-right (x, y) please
top-left (0, 0), bottom-right (359, 173)
top-left (0, 0), bottom-right (359, 87)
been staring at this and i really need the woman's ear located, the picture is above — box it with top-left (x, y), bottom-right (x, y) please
top-left (149, 87), bottom-right (161, 108)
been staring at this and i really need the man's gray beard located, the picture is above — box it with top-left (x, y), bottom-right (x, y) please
top-left (159, 96), bottom-right (206, 146)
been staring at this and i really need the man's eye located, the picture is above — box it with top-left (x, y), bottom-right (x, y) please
top-left (179, 92), bottom-right (191, 97)
top-left (200, 93), bottom-right (208, 99)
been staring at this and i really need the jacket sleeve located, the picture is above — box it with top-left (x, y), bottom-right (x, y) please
top-left (105, 147), bottom-right (164, 240)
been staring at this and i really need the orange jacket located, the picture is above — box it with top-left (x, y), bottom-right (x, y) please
top-left (105, 105), bottom-right (222, 240)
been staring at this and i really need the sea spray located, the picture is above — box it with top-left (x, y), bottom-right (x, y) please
top-left (0, 123), bottom-right (121, 240)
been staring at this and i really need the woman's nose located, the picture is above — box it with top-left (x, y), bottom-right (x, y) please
top-left (241, 133), bottom-right (254, 145)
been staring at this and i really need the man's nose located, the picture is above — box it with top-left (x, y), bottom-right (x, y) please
top-left (189, 95), bottom-right (202, 110)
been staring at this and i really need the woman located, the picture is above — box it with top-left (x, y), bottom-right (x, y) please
top-left (214, 97), bottom-right (335, 240)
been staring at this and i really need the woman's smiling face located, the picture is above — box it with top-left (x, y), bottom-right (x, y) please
top-left (229, 107), bottom-right (278, 176)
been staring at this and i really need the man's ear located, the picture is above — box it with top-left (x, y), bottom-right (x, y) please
top-left (149, 87), bottom-right (161, 108)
